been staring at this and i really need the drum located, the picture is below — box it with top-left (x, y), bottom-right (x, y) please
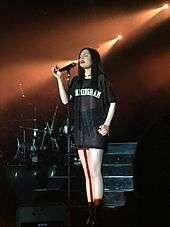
top-left (0, 127), bottom-right (19, 165)
top-left (58, 121), bottom-right (74, 150)
top-left (59, 122), bottom-right (74, 135)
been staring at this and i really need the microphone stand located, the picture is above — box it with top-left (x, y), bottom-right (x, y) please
top-left (66, 69), bottom-right (72, 227)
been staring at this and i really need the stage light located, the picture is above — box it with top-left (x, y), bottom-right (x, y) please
top-left (98, 34), bottom-right (123, 56)
top-left (117, 34), bottom-right (123, 40)
top-left (162, 3), bottom-right (169, 10)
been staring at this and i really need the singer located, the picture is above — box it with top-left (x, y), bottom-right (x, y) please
top-left (51, 48), bottom-right (116, 226)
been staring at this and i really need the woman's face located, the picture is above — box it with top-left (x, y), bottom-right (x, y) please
top-left (79, 49), bottom-right (92, 69)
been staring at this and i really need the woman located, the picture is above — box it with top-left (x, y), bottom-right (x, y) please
top-left (51, 48), bottom-right (116, 226)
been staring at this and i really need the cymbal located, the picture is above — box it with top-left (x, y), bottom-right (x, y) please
top-left (19, 126), bottom-right (45, 133)
top-left (7, 119), bottom-right (37, 123)
top-left (15, 118), bottom-right (37, 122)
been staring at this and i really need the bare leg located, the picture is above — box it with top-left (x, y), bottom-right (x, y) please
top-left (78, 148), bottom-right (104, 202)
top-left (78, 148), bottom-right (104, 225)
top-left (78, 149), bottom-right (94, 202)
top-left (88, 148), bottom-right (103, 201)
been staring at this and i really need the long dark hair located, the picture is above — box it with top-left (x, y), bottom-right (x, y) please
top-left (77, 47), bottom-right (104, 89)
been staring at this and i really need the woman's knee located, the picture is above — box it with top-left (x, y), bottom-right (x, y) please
top-left (91, 166), bottom-right (102, 179)
top-left (88, 148), bottom-right (103, 179)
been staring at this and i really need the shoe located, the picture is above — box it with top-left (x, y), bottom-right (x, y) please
top-left (93, 205), bottom-right (104, 227)
top-left (86, 202), bottom-right (95, 226)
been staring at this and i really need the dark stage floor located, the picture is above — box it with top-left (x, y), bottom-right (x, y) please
top-left (0, 202), bottom-right (169, 227)
top-left (0, 205), bottom-right (136, 227)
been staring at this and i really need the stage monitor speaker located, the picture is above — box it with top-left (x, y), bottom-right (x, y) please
top-left (16, 204), bottom-right (67, 227)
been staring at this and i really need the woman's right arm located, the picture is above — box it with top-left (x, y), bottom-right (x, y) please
top-left (51, 66), bottom-right (68, 105)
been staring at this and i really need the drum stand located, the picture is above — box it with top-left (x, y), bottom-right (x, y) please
top-left (11, 128), bottom-right (27, 164)
top-left (11, 103), bottom-right (38, 165)
top-left (30, 128), bottom-right (38, 163)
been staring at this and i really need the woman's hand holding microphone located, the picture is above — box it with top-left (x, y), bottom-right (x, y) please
top-left (51, 66), bottom-right (62, 80)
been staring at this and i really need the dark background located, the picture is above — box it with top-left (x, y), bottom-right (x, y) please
top-left (0, 0), bottom-right (170, 142)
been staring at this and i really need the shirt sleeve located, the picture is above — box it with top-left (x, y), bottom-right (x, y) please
top-left (68, 76), bottom-right (77, 100)
top-left (104, 79), bottom-right (116, 104)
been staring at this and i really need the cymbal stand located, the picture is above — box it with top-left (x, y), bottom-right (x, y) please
top-left (48, 105), bottom-right (59, 150)
top-left (20, 128), bottom-right (27, 163)
top-left (11, 81), bottom-right (28, 164)
top-left (30, 128), bottom-right (38, 163)
top-left (40, 122), bottom-right (49, 151)
top-left (17, 81), bottom-right (27, 163)
top-left (11, 130), bottom-right (25, 164)
top-left (30, 105), bottom-right (38, 163)
top-left (39, 105), bottom-right (59, 152)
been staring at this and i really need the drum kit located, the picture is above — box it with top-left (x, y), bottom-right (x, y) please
top-left (0, 82), bottom-right (76, 166)
top-left (0, 105), bottom-right (67, 166)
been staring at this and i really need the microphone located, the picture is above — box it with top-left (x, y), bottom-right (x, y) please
top-left (57, 62), bottom-right (76, 72)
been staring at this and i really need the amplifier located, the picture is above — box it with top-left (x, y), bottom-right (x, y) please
top-left (16, 204), bottom-right (67, 227)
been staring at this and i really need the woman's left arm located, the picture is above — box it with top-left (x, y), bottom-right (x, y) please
top-left (98, 102), bottom-right (116, 136)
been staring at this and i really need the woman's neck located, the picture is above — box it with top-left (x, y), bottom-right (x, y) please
top-left (84, 68), bottom-right (92, 79)
top-left (84, 68), bottom-right (92, 76)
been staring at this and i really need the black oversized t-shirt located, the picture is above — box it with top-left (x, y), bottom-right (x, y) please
top-left (68, 74), bottom-right (116, 149)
